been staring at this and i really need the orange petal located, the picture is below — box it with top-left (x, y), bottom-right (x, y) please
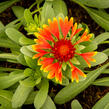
top-left (70, 61), bottom-right (86, 82)
top-left (77, 52), bottom-right (97, 68)
top-left (38, 26), bottom-right (54, 42)
top-left (74, 29), bottom-right (92, 45)
top-left (59, 17), bottom-right (73, 39)
top-left (48, 18), bottom-right (60, 40)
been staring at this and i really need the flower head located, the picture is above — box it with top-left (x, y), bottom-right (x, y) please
top-left (32, 17), bottom-right (97, 84)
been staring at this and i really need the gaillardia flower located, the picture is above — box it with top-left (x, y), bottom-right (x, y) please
top-left (32, 17), bottom-right (97, 84)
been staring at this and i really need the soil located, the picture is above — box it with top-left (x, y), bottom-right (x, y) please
top-left (0, 0), bottom-right (109, 109)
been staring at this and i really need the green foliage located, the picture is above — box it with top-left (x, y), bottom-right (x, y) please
top-left (71, 99), bottom-right (83, 109)
top-left (12, 78), bottom-right (33, 108)
top-left (54, 63), bottom-right (109, 104)
top-left (0, 0), bottom-right (20, 13)
top-left (73, 0), bottom-right (109, 8)
top-left (0, 90), bottom-right (13, 109)
top-left (92, 93), bottom-right (109, 109)
top-left (34, 79), bottom-right (49, 109)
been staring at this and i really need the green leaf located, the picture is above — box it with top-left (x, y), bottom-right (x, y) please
top-left (0, 38), bottom-right (20, 49)
top-left (92, 93), bottom-right (109, 109)
top-left (53, 0), bottom-right (67, 17)
top-left (0, 21), bottom-right (6, 38)
top-left (6, 28), bottom-right (25, 44)
top-left (81, 41), bottom-right (97, 53)
top-left (0, 71), bottom-right (26, 89)
top-left (24, 9), bottom-right (34, 24)
top-left (84, 7), bottom-right (109, 31)
top-left (25, 91), bottom-right (37, 104)
top-left (24, 55), bottom-right (37, 69)
top-left (0, 53), bottom-right (17, 60)
top-left (12, 6), bottom-right (26, 25)
top-left (0, 0), bottom-right (20, 13)
top-left (93, 77), bottom-right (109, 86)
top-left (93, 32), bottom-right (109, 45)
top-left (0, 67), bottom-right (23, 72)
top-left (17, 54), bottom-right (27, 66)
top-left (103, 48), bottom-right (109, 56)
top-left (41, 1), bottom-right (55, 25)
top-left (12, 78), bottom-right (33, 108)
top-left (77, 52), bottom-right (108, 68)
top-left (19, 36), bottom-right (35, 45)
top-left (102, 69), bottom-right (109, 74)
top-left (0, 90), bottom-right (13, 109)
top-left (34, 79), bottom-right (49, 109)
top-left (90, 52), bottom-right (108, 66)
top-left (54, 63), bottom-right (109, 104)
top-left (71, 99), bottom-right (83, 109)
top-left (73, 0), bottom-right (109, 8)
top-left (20, 46), bottom-right (34, 57)
top-left (41, 96), bottom-right (56, 109)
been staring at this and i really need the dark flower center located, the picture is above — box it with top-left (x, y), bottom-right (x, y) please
top-left (52, 39), bottom-right (75, 62)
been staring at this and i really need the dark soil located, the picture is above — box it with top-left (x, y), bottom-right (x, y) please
top-left (0, 0), bottom-right (109, 109)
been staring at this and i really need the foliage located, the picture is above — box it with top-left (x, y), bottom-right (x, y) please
top-left (0, 0), bottom-right (109, 109)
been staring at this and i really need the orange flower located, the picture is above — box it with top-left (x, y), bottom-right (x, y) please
top-left (32, 17), bottom-right (97, 84)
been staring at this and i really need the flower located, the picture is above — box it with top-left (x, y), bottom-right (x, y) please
top-left (32, 16), bottom-right (97, 84)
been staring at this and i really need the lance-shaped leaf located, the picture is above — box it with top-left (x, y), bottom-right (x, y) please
top-left (12, 78), bottom-right (34, 108)
top-left (71, 99), bottom-right (83, 109)
top-left (0, 90), bottom-right (13, 109)
top-left (0, 71), bottom-right (26, 89)
top-left (54, 63), bottom-right (109, 104)
top-left (92, 93), bottom-right (109, 109)
top-left (34, 79), bottom-right (49, 109)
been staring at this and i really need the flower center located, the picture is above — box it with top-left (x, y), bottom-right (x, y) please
top-left (52, 39), bottom-right (75, 62)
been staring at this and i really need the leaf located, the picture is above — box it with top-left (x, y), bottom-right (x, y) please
top-left (0, 90), bottom-right (13, 109)
top-left (41, 96), bottom-right (56, 109)
top-left (0, 71), bottom-right (26, 89)
top-left (93, 32), bottom-right (109, 45)
top-left (24, 9), bottom-right (34, 24)
top-left (77, 52), bottom-right (108, 68)
top-left (6, 28), bottom-right (25, 44)
top-left (73, 0), bottom-right (109, 8)
top-left (90, 52), bottom-right (108, 66)
top-left (0, 0), bottom-right (20, 13)
top-left (93, 77), bottom-right (109, 86)
top-left (40, 1), bottom-right (55, 25)
top-left (17, 54), bottom-right (27, 66)
top-left (52, 0), bottom-right (67, 17)
top-left (0, 38), bottom-right (20, 49)
top-left (102, 69), bottom-right (109, 74)
top-left (24, 55), bottom-right (37, 69)
top-left (12, 78), bottom-right (33, 108)
top-left (19, 36), bottom-right (35, 45)
top-left (20, 46), bottom-right (34, 57)
top-left (92, 93), bottom-right (109, 109)
top-left (12, 6), bottom-right (26, 25)
top-left (71, 99), bottom-right (83, 109)
top-left (81, 41), bottom-right (97, 53)
top-left (54, 63), bottom-right (109, 104)
top-left (25, 91), bottom-right (37, 104)
top-left (84, 7), bottom-right (109, 31)
top-left (0, 53), bottom-right (17, 60)
top-left (34, 79), bottom-right (49, 109)
top-left (103, 48), bottom-right (109, 56)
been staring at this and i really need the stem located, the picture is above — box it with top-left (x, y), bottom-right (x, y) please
top-left (29, 1), bottom-right (37, 10)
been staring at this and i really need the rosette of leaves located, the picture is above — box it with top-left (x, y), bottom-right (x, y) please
top-left (0, 0), bottom-right (109, 109)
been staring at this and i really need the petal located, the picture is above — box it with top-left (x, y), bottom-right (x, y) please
top-left (59, 17), bottom-right (73, 38)
top-left (77, 52), bottom-right (97, 68)
top-left (47, 18), bottom-right (60, 40)
top-left (38, 26), bottom-right (54, 42)
top-left (74, 29), bottom-right (92, 45)
top-left (70, 61), bottom-right (86, 82)
top-left (33, 52), bottom-right (48, 59)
